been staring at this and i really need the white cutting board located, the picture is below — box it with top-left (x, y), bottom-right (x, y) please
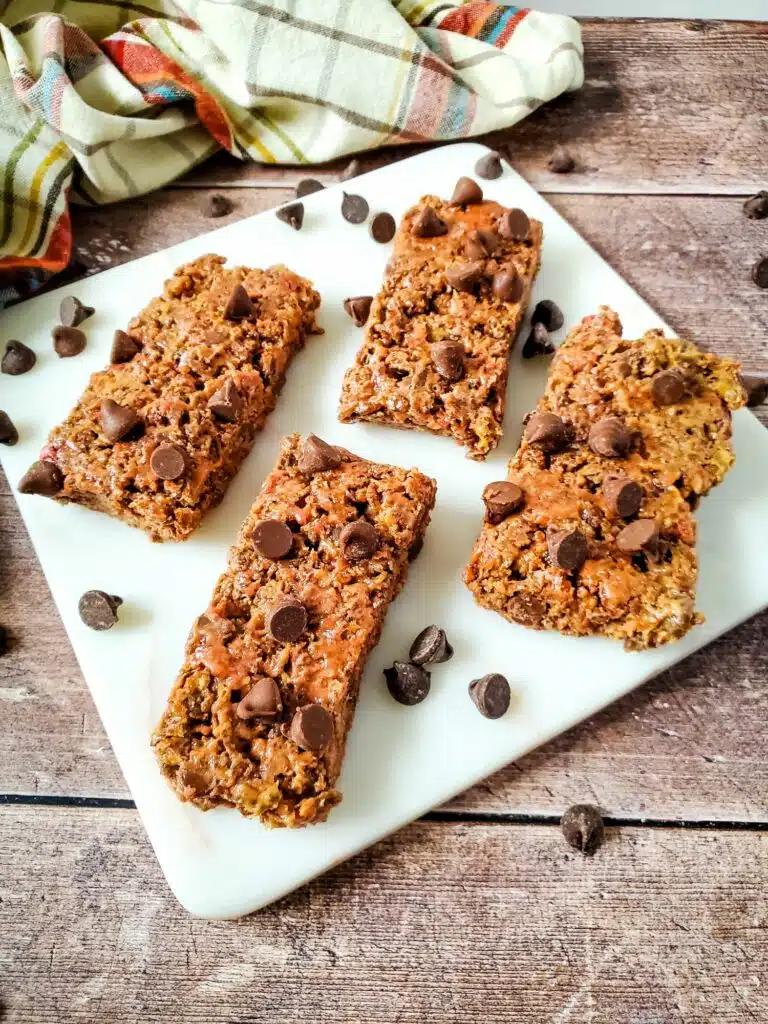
top-left (2, 143), bottom-right (767, 919)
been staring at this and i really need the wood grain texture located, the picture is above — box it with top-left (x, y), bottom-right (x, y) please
top-left (178, 20), bottom-right (768, 195)
top-left (1, 807), bottom-right (766, 1023)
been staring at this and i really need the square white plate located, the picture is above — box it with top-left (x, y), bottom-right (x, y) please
top-left (2, 143), bottom-right (767, 918)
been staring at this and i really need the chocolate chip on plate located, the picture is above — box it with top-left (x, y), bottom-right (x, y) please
top-left (548, 147), bottom-right (575, 174)
top-left (450, 176), bottom-right (483, 206)
top-left (276, 201), bottom-right (304, 231)
top-left (341, 192), bottom-right (369, 224)
top-left (341, 158), bottom-right (362, 181)
top-left (340, 519), bottom-right (380, 562)
top-left (150, 443), bottom-right (186, 481)
top-left (78, 590), bottom-right (123, 631)
top-left (2, 339), bottom-right (36, 376)
top-left (268, 599), bottom-right (308, 643)
top-left (208, 379), bottom-right (243, 422)
top-left (411, 206), bottom-right (448, 238)
top-left (236, 677), bottom-right (282, 721)
top-left (464, 229), bottom-right (499, 260)
top-left (206, 193), bottom-right (232, 218)
top-left (651, 369), bottom-right (686, 406)
top-left (751, 257), bottom-right (768, 288)
top-left (409, 625), bottom-right (453, 666)
top-left (483, 480), bottom-right (524, 524)
top-left (369, 211), bottom-right (396, 243)
top-left (384, 661), bottom-right (431, 706)
top-left (603, 475), bottom-right (643, 518)
top-left (741, 373), bottom-right (768, 408)
top-left (492, 267), bottom-right (523, 303)
top-left (52, 325), bottom-right (86, 358)
top-left (548, 528), bottom-right (588, 572)
top-left (524, 411), bottom-right (569, 453)
top-left (588, 417), bottom-right (632, 458)
top-left (531, 299), bottom-right (564, 332)
top-left (522, 322), bottom-right (554, 359)
top-left (298, 434), bottom-right (343, 474)
top-left (0, 410), bottom-right (18, 446)
top-left (469, 672), bottom-right (511, 719)
top-left (296, 178), bottom-right (325, 198)
top-left (445, 260), bottom-right (484, 293)
top-left (110, 330), bottom-right (141, 364)
top-left (343, 295), bottom-right (373, 327)
top-left (431, 340), bottom-right (465, 382)
top-left (59, 295), bottom-right (94, 327)
top-left (617, 518), bottom-right (659, 554)
top-left (290, 703), bottom-right (334, 753)
top-left (475, 151), bottom-right (503, 180)
top-left (252, 519), bottom-right (294, 560)
top-left (100, 399), bottom-right (141, 443)
top-left (561, 803), bottom-right (604, 854)
top-left (744, 191), bottom-right (768, 220)
top-left (18, 460), bottom-right (63, 496)
top-left (498, 208), bottom-right (530, 242)
top-left (224, 284), bottom-right (255, 320)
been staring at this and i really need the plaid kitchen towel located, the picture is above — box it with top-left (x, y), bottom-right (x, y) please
top-left (0, 1), bottom-right (583, 298)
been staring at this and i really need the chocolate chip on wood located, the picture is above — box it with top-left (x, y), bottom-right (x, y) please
top-left (252, 519), bottom-right (293, 560)
top-left (59, 295), bottom-right (94, 327)
top-left (409, 625), bottom-right (453, 666)
top-left (450, 176), bottom-right (483, 206)
top-left (341, 192), bottom-right (369, 224)
top-left (741, 373), bottom-right (768, 408)
top-left (384, 661), bottom-right (431, 705)
top-left (110, 330), bottom-right (141, 364)
top-left (236, 677), bottom-right (282, 720)
top-left (78, 590), bottom-right (123, 631)
top-left (751, 257), bottom-right (768, 288)
top-left (0, 625), bottom-right (8, 656)
top-left (483, 481), bottom-right (524, 524)
top-left (475, 152), bottom-right (503, 180)
top-left (2, 340), bottom-right (36, 375)
top-left (290, 704), bottom-right (334, 754)
top-left (469, 673), bottom-right (511, 719)
top-left (343, 295), bottom-right (373, 326)
top-left (206, 193), bottom-right (232, 218)
top-left (18, 461), bottom-right (63, 496)
top-left (369, 211), bottom-right (396, 243)
top-left (296, 178), bottom-right (324, 198)
top-left (548, 147), bottom-right (575, 174)
top-left (561, 803), bottom-right (604, 854)
top-left (52, 325), bottom-right (86, 358)
top-left (276, 202), bottom-right (304, 231)
top-left (0, 410), bottom-right (18, 446)
top-left (743, 191), bottom-right (768, 219)
top-left (268, 599), bottom-right (308, 643)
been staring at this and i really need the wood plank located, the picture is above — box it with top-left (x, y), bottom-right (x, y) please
top-left (1, 807), bottom-right (766, 1023)
top-left (177, 20), bottom-right (768, 195)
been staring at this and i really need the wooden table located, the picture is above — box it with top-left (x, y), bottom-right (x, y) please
top-left (2, 19), bottom-right (767, 1023)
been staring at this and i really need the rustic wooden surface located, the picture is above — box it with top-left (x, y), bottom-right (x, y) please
top-left (2, 17), bottom-right (767, 1023)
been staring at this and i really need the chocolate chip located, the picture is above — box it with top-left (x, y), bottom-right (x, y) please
top-left (2, 340), bottom-right (36, 376)
top-left (450, 176), bottom-right (483, 206)
top-left (431, 340), bottom-right (464, 382)
top-left (411, 206), bottom-right (448, 238)
top-left (207, 380), bottom-right (243, 422)
top-left (100, 399), bottom-right (141, 443)
top-left (289, 703), bottom-right (334, 753)
top-left (492, 267), bottom-right (523, 303)
top-left (603, 475), bottom-right (643, 518)
top-left (110, 329), bottom-right (141, 364)
top-left (498, 208), bottom-right (530, 242)
top-left (751, 257), bottom-right (768, 288)
top-left (464, 228), bottom-right (499, 259)
top-left (469, 673), bottom-right (511, 719)
top-left (561, 803), bottom-right (604, 854)
top-left (524, 411), bottom-right (569, 453)
top-left (59, 295), bottom-right (94, 327)
top-left (588, 417), bottom-right (632, 458)
top-left (522, 322), bottom-right (554, 358)
top-left (236, 677), bottom-right (282, 720)
top-left (369, 211), bottom-right (396, 243)
top-left (742, 373), bottom-right (768, 408)
top-left (206, 193), bottom-right (232, 217)
top-left (508, 593), bottom-right (546, 627)
top-left (548, 528), bottom-right (588, 572)
top-left (384, 661), bottom-right (431, 706)
top-left (340, 519), bottom-right (380, 562)
top-left (548, 147), bottom-right (575, 174)
top-left (78, 590), bottom-right (122, 631)
top-left (18, 460), bottom-right (63, 496)
top-left (475, 152), bottom-right (503, 180)
top-left (445, 260), bottom-right (484, 293)
top-left (0, 411), bottom-right (18, 446)
top-left (296, 178), bottom-right (324, 198)
top-left (52, 325), bottom-right (86, 358)
top-left (409, 625), bottom-right (453, 666)
top-left (531, 299), bottom-right (564, 332)
top-left (268, 599), bottom-right (308, 643)
top-left (343, 295), bottom-right (373, 327)
top-left (341, 192), bottom-right (369, 224)
top-left (224, 284), bottom-right (255, 320)
top-left (0, 625), bottom-right (8, 655)
top-left (341, 158), bottom-right (362, 181)
top-left (651, 369), bottom-right (686, 406)
top-left (252, 519), bottom-right (293, 560)
top-left (483, 481), bottom-right (524, 524)
top-left (298, 434), bottom-right (343, 474)
top-left (617, 519), bottom-right (659, 554)
top-left (743, 192), bottom-right (768, 220)
top-left (276, 202), bottom-right (304, 231)
top-left (150, 443), bottom-right (186, 481)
